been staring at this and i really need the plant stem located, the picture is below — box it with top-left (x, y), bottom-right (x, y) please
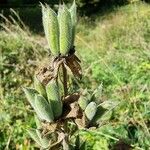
top-left (62, 63), bottom-right (68, 96)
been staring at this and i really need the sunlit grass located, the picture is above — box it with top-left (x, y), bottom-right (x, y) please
top-left (0, 1), bottom-right (149, 149)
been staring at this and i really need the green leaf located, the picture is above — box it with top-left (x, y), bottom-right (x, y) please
top-left (34, 75), bottom-right (47, 98)
top-left (36, 129), bottom-right (50, 148)
top-left (28, 129), bottom-right (42, 147)
top-left (23, 87), bottom-right (38, 110)
top-left (34, 115), bottom-right (42, 129)
top-left (78, 96), bottom-right (90, 110)
top-left (35, 95), bottom-right (54, 122)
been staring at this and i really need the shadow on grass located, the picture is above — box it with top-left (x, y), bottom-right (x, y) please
top-left (1, 1), bottom-right (149, 33)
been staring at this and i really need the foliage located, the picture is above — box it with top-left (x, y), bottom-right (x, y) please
top-left (0, 1), bottom-right (150, 149)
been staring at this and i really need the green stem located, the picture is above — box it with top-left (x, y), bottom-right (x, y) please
top-left (62, 63), bottom-right (68, 96)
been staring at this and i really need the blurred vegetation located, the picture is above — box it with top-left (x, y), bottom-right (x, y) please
top-left (0, 1), bottom-right (150, 150)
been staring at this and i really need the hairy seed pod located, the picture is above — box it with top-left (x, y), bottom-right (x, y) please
top-left (92, 105), bottom-right (106, 124)
top-left (28, 129), bottom-right (42, 146)
top-left (35, 95), bottom-right (54, 122)
top-left (78, 96), bottom-right (89, 110)
top-left (69, 0), bottom-right (77, 48)
top-left (34, 75), bottom-right (47, 98)
top-left (46, 80), bottom-right (62, 119)
top-left (58, 4), bottom-right (72, 56)
top-left (23, 87), bottom-right (38, 110)
top-left (41, 4), bottom-right (59, 56)
top-left (85, 102), bottom-right (97, 121)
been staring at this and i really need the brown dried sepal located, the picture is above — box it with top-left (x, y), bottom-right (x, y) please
top-left (63, 92), bottom-right (80, 104)
top-left (65, 54), bottom-right (82, 79)
top-left (35, 53), bottom-right (82, 86)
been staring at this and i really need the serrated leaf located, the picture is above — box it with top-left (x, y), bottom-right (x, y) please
top-left (35, 95), bottom-right (54, 122)
top-left (85, 102), bottom-right (97, 121)
top-left (58, 4), bottom-right (72, 56)
top-left (46, 80), bottom-right (62, 119)
top-left (41, 4), bottom-right (59, 56)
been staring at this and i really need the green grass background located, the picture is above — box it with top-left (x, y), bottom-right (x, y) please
top-left (0, 1), bottom-right (150, 149)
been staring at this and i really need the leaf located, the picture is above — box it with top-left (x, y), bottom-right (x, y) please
top-left (35, 95), bottom-right (54, 122)
top-left (23, 87), bottom-right (38, 110)
top-left (35, 129), bottom-right (51, 149)
top-left (27, 129), bottom-right (42, 147)
top-left (34, 115), bottom-right (42, 129)
top-left (34, 75), bottom-right (47, 98)
top-left (78, 96), bottom-right (90, 110)
top-left (91, 83), bottom-right (103, 104)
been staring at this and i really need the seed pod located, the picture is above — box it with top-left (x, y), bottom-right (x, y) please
top-left (69, 0), bottom-right (77, 48)
top-left (85, 102), bottom-right (97, 121)
top-left (41, 4), bottom-right (59, 56)
top-left (78, 96), bottom-right (89, 110)
top-left (23, 87), bottom-right (38, 110)
top-left (28, 129), bottom-right (42, 146)
top-left (46, 80), bottom-right (62, 119)
top-left (35, 95), bottom-right (54, 122)
top-left (92, 105), bottom-right (106, 124)
top-left (58, 4), bottom-right (72, 56)
top-left (34, 75), bottom-right (47, 98)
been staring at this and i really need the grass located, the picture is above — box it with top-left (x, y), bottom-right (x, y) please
top-left (0, 1), bottom-right (150, 149)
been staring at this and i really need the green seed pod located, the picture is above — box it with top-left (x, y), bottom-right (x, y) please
top-left (69, 0), bottom-right (77, 48)
top-left (35, 95), bottom-right (54, 122)
top-left (23, 87), bottom-right (38, 110)
top-left (85, 102), bottom-right (97, 121)
top-left (34, 75), bottom-right (47, 98)
top-left (46, 80), bottom-right (62, 119)
top-left (41, 4), bottom-right (59, 56)
top-left (92, 105), bottom-right (106, 124)
top-left (58, 4), bottom-right (72, 56)
top-left (78, 96), bottom-right (89, 110)
top-left (28, 129), bottom-right (42, 146)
